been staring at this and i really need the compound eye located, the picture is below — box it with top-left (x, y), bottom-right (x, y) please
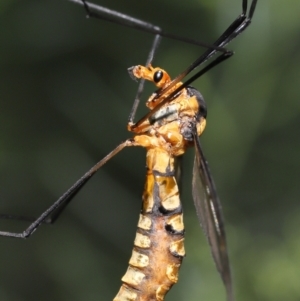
top-left (153, 70), bottom-right (163, 83)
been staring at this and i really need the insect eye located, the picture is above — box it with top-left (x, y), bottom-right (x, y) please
top-left (153, 70), bottom-right (163, 83)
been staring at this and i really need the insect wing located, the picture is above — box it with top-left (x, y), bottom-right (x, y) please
top-left (192, 134), bottom-right (233, 301)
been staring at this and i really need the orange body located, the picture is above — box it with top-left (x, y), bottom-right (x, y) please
top-left (113, 65), bottom-right (207, 301)
top-left (113, 148), bottom-right (184, 301)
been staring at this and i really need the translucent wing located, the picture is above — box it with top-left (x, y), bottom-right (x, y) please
top-left (192, 134), bottom-right (233, 301)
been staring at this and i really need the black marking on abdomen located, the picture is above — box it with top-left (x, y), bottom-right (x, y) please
top-left (165, 224), bottom-right (185, 235)
top-left (158, 204), bottom-right (182, 216)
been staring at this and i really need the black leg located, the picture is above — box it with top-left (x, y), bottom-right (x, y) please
top-left (0, 141), bottom-right (131, 238)
top-left (128, 34), bottom-right (162, 124)
top-left (72, 0), bottom-right (229, 51)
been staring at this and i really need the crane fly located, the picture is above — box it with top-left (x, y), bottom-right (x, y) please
top-left (0, 0), bottom-right (257, 300)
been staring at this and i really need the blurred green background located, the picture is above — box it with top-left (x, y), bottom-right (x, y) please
top-left (0, 0), bottom-right (300, 300)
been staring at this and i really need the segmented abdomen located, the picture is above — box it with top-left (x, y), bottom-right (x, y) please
top-left (113, 148), bottom-right (185, 301)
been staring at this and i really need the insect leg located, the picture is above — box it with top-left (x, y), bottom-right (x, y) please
top-left (0, 140), bottom-right (133, 238)
top-left (161, 0), bottom-right (258, 93)
top-left (70, 0), bottom-right (228, 51)
top-left (128, 34), bottom-right (162, 124)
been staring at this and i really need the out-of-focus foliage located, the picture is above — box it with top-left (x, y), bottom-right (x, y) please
top-left (0, 0), bottom-right (300, 301)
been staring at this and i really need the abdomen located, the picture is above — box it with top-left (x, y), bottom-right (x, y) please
top-left (113, 149), bottom-right (185, 301)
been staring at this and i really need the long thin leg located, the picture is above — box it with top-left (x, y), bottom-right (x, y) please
top-left (143, 0), bottom-right (256, 107)
top-left (128, 34), bottom-right (162, 124)
top-left (71, 0), bottom-right (228, 52)
top-left (0, 140), bottom-right (133, 238)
